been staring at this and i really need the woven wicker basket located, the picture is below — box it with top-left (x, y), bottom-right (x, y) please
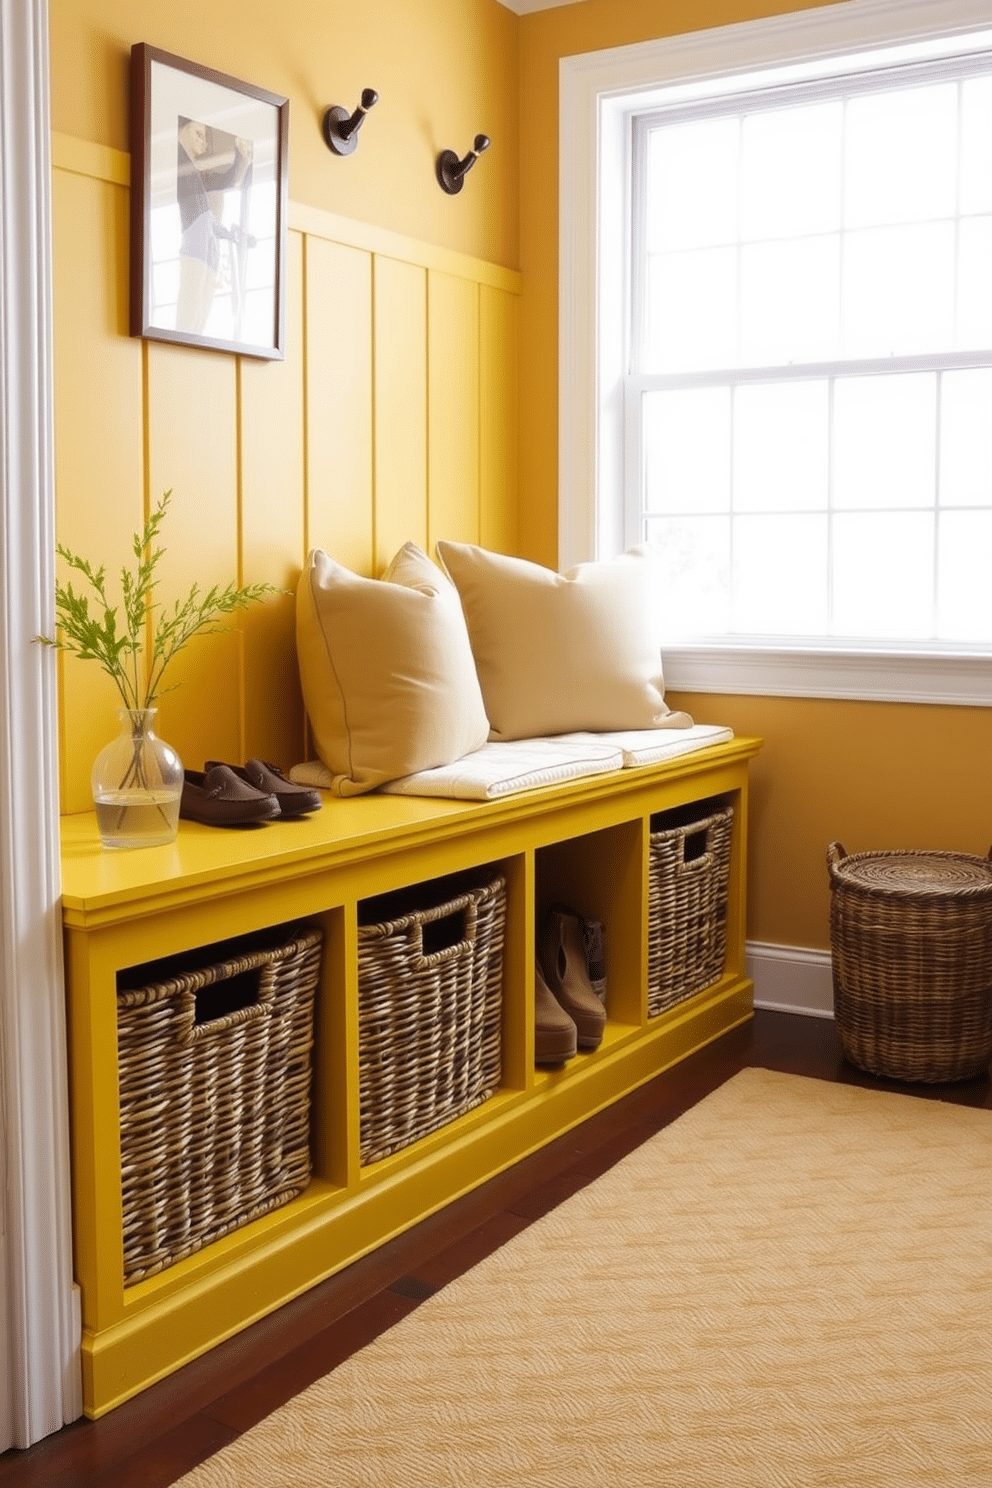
top-left (828, 842), bottom-right (992, 1083)
top-left (357, 873), bottom-right (505, 1165)
top-left (648, 798), bottom-right (734, 1018)
top-left (116, 923), bottom-right (322, 1286)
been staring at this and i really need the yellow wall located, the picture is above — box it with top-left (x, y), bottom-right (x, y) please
top-left (517, 0), bottom-right (992, 952)
top-left (50, 0), bottom-right (519, 266)
top-left (49, 1), bottom-right (519, 814)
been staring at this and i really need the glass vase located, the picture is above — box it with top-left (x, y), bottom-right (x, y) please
top-left (91, 707), bottom-right (183, 849)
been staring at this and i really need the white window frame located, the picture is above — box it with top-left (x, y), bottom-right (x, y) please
top-left (559, 0), bottom-right (992, 704)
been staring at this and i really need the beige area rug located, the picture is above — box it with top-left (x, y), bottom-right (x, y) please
top-left (178, 1069), bottom-right (992, 1487)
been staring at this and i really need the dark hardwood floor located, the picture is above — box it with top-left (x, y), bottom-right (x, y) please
top-left (3, 1008), bottom-right (989, 1486)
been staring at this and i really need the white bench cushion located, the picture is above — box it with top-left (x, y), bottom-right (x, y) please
top-left (290, 724), bottom-right (733, 801)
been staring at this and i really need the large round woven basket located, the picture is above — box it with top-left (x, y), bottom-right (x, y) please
top-left (827, 842), bottom-right (992, 1083)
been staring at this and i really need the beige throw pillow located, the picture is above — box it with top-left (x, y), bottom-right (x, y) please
top-left (436, 541), bottom-right (693, 741)
top-left (296, 543), bottom-right (490, 795)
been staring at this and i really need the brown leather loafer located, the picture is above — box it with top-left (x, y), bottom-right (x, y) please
top-left (205, 758), bottom-right (322, 817)
top-left (179, 765), bottom-right (280, 826)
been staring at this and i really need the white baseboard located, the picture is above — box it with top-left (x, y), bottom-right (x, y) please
top-left (746, 941), bottom-right (835, 1019)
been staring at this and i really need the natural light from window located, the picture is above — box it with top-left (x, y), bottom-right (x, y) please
top-left (629, 64), bottom-right (992, 650)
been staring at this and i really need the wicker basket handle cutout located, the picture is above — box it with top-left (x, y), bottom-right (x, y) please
top-left (181, 953), bottom-right (278, 1045)
top-left (410, 894), bottom-right (478, 971)
top-left (678, 821), bottom-right (718, 874)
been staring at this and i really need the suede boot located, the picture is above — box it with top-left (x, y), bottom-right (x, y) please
top-left (581, 915), bottom-right (607, 1004)
top-left (534, 962), bottom-right (577, 1065)
top-left (539, 906), bottom-right (607, 1049)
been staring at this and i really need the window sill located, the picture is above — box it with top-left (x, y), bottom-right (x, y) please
top-left (661, 642), bottom-right (992, 707)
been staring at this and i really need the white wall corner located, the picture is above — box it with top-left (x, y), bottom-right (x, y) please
top-left (747, 940), bottom-right (835, 1019)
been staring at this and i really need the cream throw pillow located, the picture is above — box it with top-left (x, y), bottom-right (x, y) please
top-left (296, 543), bottom-right (490, 796)
top-left (436, 541), bottom-right (692, 741)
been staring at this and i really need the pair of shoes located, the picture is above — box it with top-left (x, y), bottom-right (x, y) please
top-left (180, 759), bottom-right (322, 827)
top-left (180, 764), bottom-right (281, 826)
top-left (205, 759), bottom-right (322, 818)
top-left (538, 904), bottom-right (607, 1051)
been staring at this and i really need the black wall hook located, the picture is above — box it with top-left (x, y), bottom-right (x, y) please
top-left (436, 134), bottom-right (490, 194)
top-left (323, 88), bottom-right (379, 156)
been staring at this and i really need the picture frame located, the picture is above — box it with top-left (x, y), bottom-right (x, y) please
top-left (129, 43), bottom-right (289, 360)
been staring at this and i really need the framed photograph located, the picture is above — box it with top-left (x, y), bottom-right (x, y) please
top-left (129, 43), bottom-right (288, 360)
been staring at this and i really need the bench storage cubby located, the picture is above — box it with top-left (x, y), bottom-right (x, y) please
top-left (357, 870), bottom-right (506, 1164)
top-left (60, 734), bottom-right (760, 1417)
top-left (647, 796), bottom-right (734, 1018)
top-left (116, 922), bottom-right (323, 1285)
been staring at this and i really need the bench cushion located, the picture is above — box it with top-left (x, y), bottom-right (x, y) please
top-left (289, 724), bottom-right (734, 801)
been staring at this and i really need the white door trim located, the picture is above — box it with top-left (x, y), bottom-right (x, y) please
top-left (0, 0), bottom-right (82, 1448)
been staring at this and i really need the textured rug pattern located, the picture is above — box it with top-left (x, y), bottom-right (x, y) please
top-left (177, 1069), bottom-right (992, 1486)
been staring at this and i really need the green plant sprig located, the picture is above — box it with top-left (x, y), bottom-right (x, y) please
top-left (37, 490), bottom-right (283, 712)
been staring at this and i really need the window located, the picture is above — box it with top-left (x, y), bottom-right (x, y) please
top-left (560, 0), bottom-right (992, 703)
top-left (632, 63), bottom-right (992, 648)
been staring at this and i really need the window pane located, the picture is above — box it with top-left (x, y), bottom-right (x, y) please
top-left (740, 101), bottom-right (842, 240)
top-left (832, 511), bottom-right (934, 637)
top-left (739, 236), bottom-right (840, 365)
top-left (644, 516), bottom-right (730, 636)
top-left (940, 369), bottom-right (992, 508)
top-left (844, 83), bottom-right (958, 228)
top-left (833, 374), bottom-right (936, 510)
top-left (732, 514), bottom-right (828, 634)
top-left (841, 223), bottom-right (955, 358)
top-left (955, 217), bottom-right (992, 351)
top-left (734, 381), bottom-right (829, 512)
top-left (960, 77), bottom-right (992, 216)
top-left (645, 247), bottom-right (737, 372)
top-left (643, 388), bottom-right (731, 514)
top-left (938, 510), bottom-right (992, 639)
top-left (646, 117), bottom-right (739, 252)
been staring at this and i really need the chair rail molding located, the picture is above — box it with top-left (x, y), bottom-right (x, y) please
top-left (0, 0), bottom-right (82, 1449)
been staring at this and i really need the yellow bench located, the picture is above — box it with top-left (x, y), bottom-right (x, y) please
top-left (61, 734), bottom-right (761, 1416)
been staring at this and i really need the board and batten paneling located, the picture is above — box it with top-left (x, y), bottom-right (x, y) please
top-left (51, 135), bottom-right (521, 815)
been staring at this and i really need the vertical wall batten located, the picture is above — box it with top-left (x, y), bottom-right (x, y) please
top-left (235, 356), bottom-right (246, 757)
